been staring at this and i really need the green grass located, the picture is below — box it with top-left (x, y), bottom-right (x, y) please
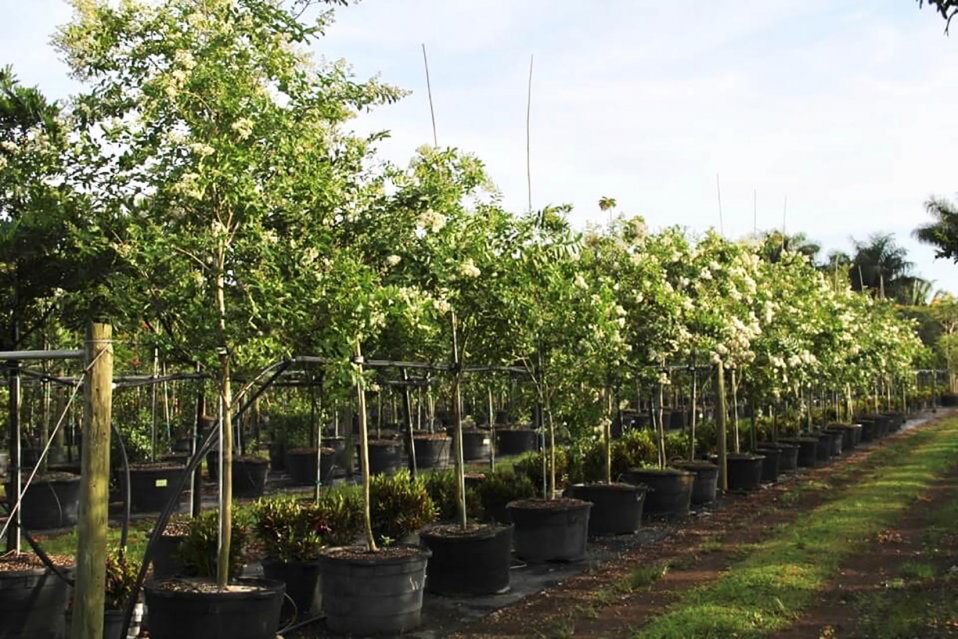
top-left (850, 483), bottom-right (958, 639)
top-left (632, 418), bottom-right (958, 639)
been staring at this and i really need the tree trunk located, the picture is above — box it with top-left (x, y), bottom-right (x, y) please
top-left (731, 368), bottom-right (740, 453)
top-left (215, 262), bottom-right (233, 590)
top-left (354, 342), bottom-right (377, 552)
top-left (716, 362), bottom-right (728, 492)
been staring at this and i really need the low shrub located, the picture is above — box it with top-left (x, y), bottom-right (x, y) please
top-left (423, 470), bottom-right (483, 521)
top-left (104, 551), bottom-right (140, 611)
top-left (175, 508), bottom-right (252, 579)
top-left (253, 492), bottom-right (363, 563)
top-left (476, 468), bottom-right (536, 522)
top-left (513, 448), bottom-right (570, 495)
top-left (370, 470), bottom-right (437, 544)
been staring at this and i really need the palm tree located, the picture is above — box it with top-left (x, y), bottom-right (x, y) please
top-left (599, 196), bottom-right (617, 226)
top-left (759, 231), bottom-right (822, 264)
top-left (915, 196), bottom-right (958, 263)
top-left (849, 233), bottom-right (928, 304)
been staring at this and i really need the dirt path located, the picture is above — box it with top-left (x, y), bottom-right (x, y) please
top-left (454, 416), bottom-right (951, 639)
top-left (771, 464), bottom-right (958, 639)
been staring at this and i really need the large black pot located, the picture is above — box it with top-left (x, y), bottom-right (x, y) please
top-left (144, 578), bottom-right (285, 639)
top-left (129, 465), bottom-right (188, 514)
top-left (496, 428), bottom-right (538, 456)
top-left (758, 443), bottom-right (799, 473)
top-left (6, 473), bottom-right (81, 530)
top-left (367, 440), bottom-right (402, 475)
top-left (268, 442), bottom-right (286, 471)
top-left (756, 447), bottom-right (781, 482)
top-left (624, 468), bottom-right (694, 516)
top-left (319, 546), bottom-right (430, 636)
top-left (826, 424), bottom-right (861, 451)
top-left (0, 562), bottom-right (73, 639)
top-left (819, 430), bottom-right (843, 457)
top-left (857, 418), bottom-right (878, 443)
top-left (723, 453), bottom-right (765, 491)
top-left (65, 609), bottom-right (125, 639)
top-left (152, 534), bottom-right (186, 579)
top-left (412, 436), bottom-right (450, 469)
top-left (261, 558), bottom-right (322, 622)
top-left (567, 483), bottom-right (646, 535)
top-left (507, 498), bottom-right (592, 563)
top-left (461, 429), bottom-right (492, 461)
top-left (779, 437), bottom-right (819, 467)
top-left (668, 410), bottom-right (687, 430)
top-left (285, 448), bottom-right (335, 486)
top-left (672, 461), bottom-right (719, 505)
top-left (942, 393), bottom-right (958, 407)
top-left (419, 523), bottom-right (513, 595)
top-left (232, 458), bottom-right (269, 499)
top-left (812, 432), bottom-right (835, 462)
top-left (171, 437), bottom-right (193, 454)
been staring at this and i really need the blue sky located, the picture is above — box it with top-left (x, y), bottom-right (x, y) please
top-left (2, 0), bottom-right (956, 293)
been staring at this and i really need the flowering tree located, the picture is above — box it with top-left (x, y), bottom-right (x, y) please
top-left (58, 0), bottom-right (400, 586)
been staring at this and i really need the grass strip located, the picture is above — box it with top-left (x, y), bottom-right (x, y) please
top-left (634, 417), bottom-right (958, 639)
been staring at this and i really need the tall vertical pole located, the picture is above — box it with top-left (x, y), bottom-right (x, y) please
top-left (421, 44), bottom-right (439, 147)
top-left (71, 322), bottom-right (113, 639)
top-left (6, 357), bottom-right (21, 553)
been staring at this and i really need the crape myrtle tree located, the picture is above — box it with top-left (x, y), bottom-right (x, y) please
top-left (360, 146), bottom-right (528, 527)
top-left (58, 0), bottom-right (400, 587)
top-left (510, 206), bottom-right (626, 498)
top-left (581, 215), bottom-right (690, 474)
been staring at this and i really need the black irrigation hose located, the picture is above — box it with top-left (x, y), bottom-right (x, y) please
top-left (112, 422), bottom-right (132, 551)
top-left (0, 501), bottom-right (75, 586)
top-left (120, 358), bottom-right (294, 639)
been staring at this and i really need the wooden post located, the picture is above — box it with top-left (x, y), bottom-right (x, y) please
top-left (402, 368), bottom-right (418, 479)
top-left (71, 322), bottom-right (114, 639)
top-left (6, 358), bottom-right (21, 553)
top-left (688, 365), bottom-right (698, 461)
top-left (716, 361), bottom-right (728, 492)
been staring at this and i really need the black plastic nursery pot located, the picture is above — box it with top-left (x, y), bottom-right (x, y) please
top-left (668, 410), bottom-right (687, 430)
top-left (495, 428), bottom-right (538, 456)
top-left (624, 468), bottom-right (694, 516)
top-left (6, 472), bottom-right (81, 530)
top-left (319, 546), bottom-right (431, 636)
top-left (268, 441), bottom-right (286, 471)
top-left (857, 418), bottom-right (879, 443)
top-left (231, 457), bottom-right (269, 499)
top-left (507, 498), bottom-right (592, 563)
top-left (821, 429), bottom-right (844, 457)
top-left (942, 392), bottom-right (958, 407)
top-left (65, 609), bottom-right (125, 639)
top-left (0, 558), bottom-right (73, 639)
top-left (419, 523), bottom-right (513, 595)
top-left (811, 432), bottom-right (834, 463)
top-left (758, 442), bottom-right (799, 472)
top-left (160, 453), bottom-right (189, 466)
top-left (285, 448), bottom-right (336, 486)
top-left (461, 429), bottom-right (492, 461)
top-left (722, 453), bottom-right (765, 491)
top-left (779, 437), bottom-right (819, 467)
top-left (567, 483), bottom-right (646, 535)
top-left (172, 437), bottom-right (193, 454)
top-left (672, 461), bottom-right (719, 505)
top-left (144, 578), bottom-right (286, 639)
top-left (261, 558), bottom-right (322, 621)
top-left (881, 411), bottom-right (905, 432)
top-left (412, 435), bottom-right (450, 469)
top-left (153, 534), bottom-right (186, 579)
top-left (826, 424), bottom-right (861, 451)
top-left (129, 464), bottom-right (189, 514)
top-left (755, 447), bottom-right (781, 482)
top-left (367, 440), bottom-right (403, 474)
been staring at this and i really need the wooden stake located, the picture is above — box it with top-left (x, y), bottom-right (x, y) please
top-left (71, 322), bottom-right (114, 639)
top-left (526, 54), bottom-right (534, 214)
